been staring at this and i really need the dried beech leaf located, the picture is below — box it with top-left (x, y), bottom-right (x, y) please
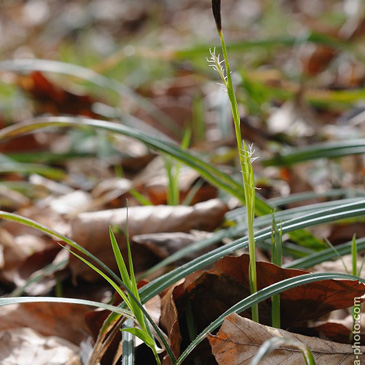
top-left (0, 327), bottom-right (81, 365)
top-left (48, 191), bottom-right (92, 216)
top-left (133, 231), bottom-right (212, 262)
top-left (312, 254), bottom-right (364, 275)
top-left (170, 254), bottom-right (365, 331)
top-left (0, 302), bottom-right (90, 345)
top-left (70, 199), bottom-right (227, 280)
top-left (208, 313), bottom-right (365, 365)
top-left (160, 286), bottom-right (182, 364)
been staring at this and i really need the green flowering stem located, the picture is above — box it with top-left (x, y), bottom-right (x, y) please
top-left (211, 0), bottom-right (259, 322)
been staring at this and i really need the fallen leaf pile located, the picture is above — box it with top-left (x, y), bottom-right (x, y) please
top-left (0, 0), bottom-right (365, 364)
top-left (158, 254), bottom-right (365, 364)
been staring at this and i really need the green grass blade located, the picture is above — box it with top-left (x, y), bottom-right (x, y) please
top-left (123, 207), bottom-right (148, 331)
top-left (0, 117), bottom-right (271, 215)
top-left (271, 215), bottom-right (282, 329)
top-left (182, 179), bottom-right (204, 206)
top-left (0, 59), bottom-right (180, 138)
top-left (4, 151), bottom-right (94, 164)
top-left (163, 155), bottom-right (176, 206)
top-left (140, 198), bottom-right (363, 279)
top-left (122, 328), bottom-right (155, 351)
top-left (324, 237), bottom-right (350, 274)
top-left (10, 257), bottom-right (68, 297)
top-left (268, 189), bottom-right (365, 207)
top-left (122, 319), bottom-right (135, 365)
top-left (63, 244), bottom-right (132, 310)
top-left (0, 116), bottom-right (324, 251)
top-left (174, 32), bottom-right (352, 59)
top-left (0, 210), bottom-right (175, 363)
top-left (129, 189), bottom-right (153, 206)
top-left (0, 162), bottom-right (65, 180)
top-left (0, 210), bottom-right (124, 285)
top-left (0, 296), bottom-right (134, 319)
top-left (139, 200), bottom-right (365, 303)
top-left (263, 139), bottom-right (365, 167)
top-left (109, 228), bottom-right (132, 288)
top-left (64, 242), bottom-right (159, 362)
top-left (109, 227), bottom-right (147, 330)
top-left (176, 272), bottom-right (365, 364)
top-left (285, 238), bottom-right (365, 269)
top-left (352, 234), bottom-right (357, 276)
top-left (122, 327), bottom-right (161, 365)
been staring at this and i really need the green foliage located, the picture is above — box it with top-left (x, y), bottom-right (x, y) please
top-left (271, 214), bottom-right (282, 328)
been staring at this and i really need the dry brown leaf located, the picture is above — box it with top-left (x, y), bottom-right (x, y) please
top-left (208, 313), bottom-right (365, 365)
top-left (133, 157), bottom-right (217, 205)
top-left (0, 302), bottom-right (90, 345)
top-left (48, 190), bottom-right (92, 216)
top-left (133, 230), bottom-right (213, 263)
top-left (12, 247), bottom-right (68, 296)
top-left (0, 228), bottom-right (26, 280)
top-left (70, 199), bottom-right (227, 280)
top-left (309, 305), bottom-right (365, 344)
top-left (90, 177), bottom-right (132, 209)
top-left (312, 254), bottom-right (364, 275)
top-left (160, 285), bottom-right (182, 365)
top-left (17, 71), bottom-right (99, 118)
top-left (158, 253), bottom-right (365, 362)
top-left (171, 254), bottom-right (365, 330)
top-left (0, 327), bottom-right (81, 365)
top-left (0, 185), bottom-right (30, 210)
top-left (0, 227), bottom-right (58, 284)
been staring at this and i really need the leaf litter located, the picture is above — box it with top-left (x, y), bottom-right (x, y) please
top-left (0, 0), bottom-right (365, 364)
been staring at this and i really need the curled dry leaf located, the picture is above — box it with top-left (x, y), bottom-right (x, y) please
top-left (70, 199), bottom-right (227, 281)
top-left (208, 313), bottom-right (365, 365)
top-left (0, 327), bottom-right (81, 365)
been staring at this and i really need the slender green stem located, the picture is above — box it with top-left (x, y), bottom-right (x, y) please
top-left (215, 22), bottom-right (259, 322)
top-left (219, 32), bottom-right (243, 158)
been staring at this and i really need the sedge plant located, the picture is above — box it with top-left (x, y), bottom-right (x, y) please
top-left (64, 214), bottom-right (163, 364)
top-left (209, 0), bottom-right (259, 322)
